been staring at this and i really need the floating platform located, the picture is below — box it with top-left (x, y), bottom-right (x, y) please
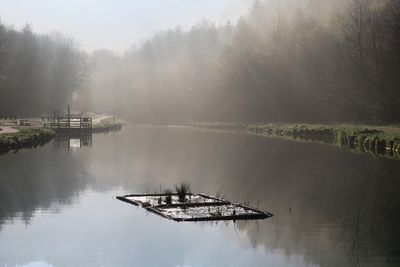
top-left (117, 193), bottom-right (273, 222)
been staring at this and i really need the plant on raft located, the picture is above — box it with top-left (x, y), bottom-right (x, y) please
top-left (175, 183), bottom-right (191, 203)
top-left (164, 189), bottom-right (173, 204)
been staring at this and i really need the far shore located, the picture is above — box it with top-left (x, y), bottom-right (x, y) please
top-left (3, 119), bottom-right (400, 161)
top-left (189, 122), bottom-right (400, 161)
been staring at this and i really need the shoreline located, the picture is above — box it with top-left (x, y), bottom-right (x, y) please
top-left (0, 114), bottom-right (125, 155)
top-left (190, 123), bottom-right (400, 161)
top-left (87, 114), bottom-right (125, 133)
top-left (4, 121), bottom-right (399, 160)
top-left (0, 128), bottom-right (56, 155)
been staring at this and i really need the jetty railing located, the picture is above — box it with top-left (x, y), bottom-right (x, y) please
top-left (42, 106), bottom-right (92, 132)
top-left (43, 117), bottom-right (93, 130)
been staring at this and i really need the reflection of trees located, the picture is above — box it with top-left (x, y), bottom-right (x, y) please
top-left (205, 134), bottom-right (400, 267)
top-left (100, 127), bottom-right (400, 267)
top-left (342, 164), bottom-right (400, 267)
top-left (0, 143), bottom-right (92, 230)
top-left (1, 127), bottom-right (399, 266)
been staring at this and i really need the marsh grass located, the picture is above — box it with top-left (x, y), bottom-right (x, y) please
top-left (175, 183), bottom-right (191, 203)
top-left (164, 189), bottom-right (173, 204)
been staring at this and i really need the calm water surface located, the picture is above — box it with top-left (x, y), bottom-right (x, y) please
top-left (0, 126), bottom-right (399, 267)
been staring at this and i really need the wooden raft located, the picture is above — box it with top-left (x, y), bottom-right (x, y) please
top-left (117, 193), bottom-right (273, 222)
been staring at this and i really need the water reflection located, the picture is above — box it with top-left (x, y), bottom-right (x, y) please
top-left (0, 141), bottom-right (93, 230)
top-left (53, 132), bottom-right (93, 150)
top-left (0, 126), bottom-right (399, 266)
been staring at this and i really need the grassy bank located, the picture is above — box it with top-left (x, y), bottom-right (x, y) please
top-left (92, 116), bottom-right (124, 132)
top-left (0, 128), bottom-right (56, 154)
top-left (192, 123), bottom-right (400, 160)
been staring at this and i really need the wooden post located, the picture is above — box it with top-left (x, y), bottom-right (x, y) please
top-left (68, 105), bottom-right (70, 128)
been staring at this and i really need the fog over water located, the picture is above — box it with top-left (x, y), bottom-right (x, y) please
top-left (0, 1), bottom-right (400, 267)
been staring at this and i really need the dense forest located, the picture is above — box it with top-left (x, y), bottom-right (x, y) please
top-left (1, 0), bottom-right (400, 123)
top-left (0, 22), bottom-right (88, 115)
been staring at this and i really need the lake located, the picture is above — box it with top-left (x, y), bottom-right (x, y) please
top-left (0, 126), bottom-right (399, 267)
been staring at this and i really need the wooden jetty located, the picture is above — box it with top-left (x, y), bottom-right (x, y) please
top-left (117, 193), bottom-right (273, 222)
top-left (43, 105), bottom-right (92, 132)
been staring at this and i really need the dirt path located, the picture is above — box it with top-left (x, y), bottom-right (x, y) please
top-left (0, 126), bottom-right (19, 135)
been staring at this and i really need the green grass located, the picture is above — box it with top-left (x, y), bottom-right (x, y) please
top-left (0, 128), bottom-right (56, 154)
top-left (246, 123), bottom-right (400, 143)
top-left (247, 123), bottom-right (400, 159)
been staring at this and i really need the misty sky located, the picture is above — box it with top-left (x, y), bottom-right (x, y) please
top-left (0, 0), bottom-right (250, 53)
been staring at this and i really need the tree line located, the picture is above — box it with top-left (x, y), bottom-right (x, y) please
top-left (89, 0), bottom-right (400, 124)
top-left (0, 0), bottom-right (399, 124)
top-left (0, 22), bottom-right (88, 116)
